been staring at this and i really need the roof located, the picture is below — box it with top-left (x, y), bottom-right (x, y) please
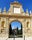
top-left (11, 1), bottom-right (22, 5)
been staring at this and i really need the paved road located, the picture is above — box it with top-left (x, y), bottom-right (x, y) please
top-left (0, 35), bottom-right (32, 40)
top-left (0, 38), bottom-right (24, 40)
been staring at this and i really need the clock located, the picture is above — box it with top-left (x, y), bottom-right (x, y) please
top-left (14, 7), bottom-right (20, 14)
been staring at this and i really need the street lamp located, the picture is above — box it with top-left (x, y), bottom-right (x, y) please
top-left (24, 35), bottom-right (25, 40)
top-left (13, 30), bottom-right (16, 40)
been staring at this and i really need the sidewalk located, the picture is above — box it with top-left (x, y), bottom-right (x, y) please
top-left (0, 34), bottom-right (32, 40)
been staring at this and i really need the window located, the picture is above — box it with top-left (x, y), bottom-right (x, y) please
top-left (27, 22), bottom-right (29, 28)
top-left (1, 21), bottom-right (5, 28)
top-left (1, 21), bottom-right (5, 33)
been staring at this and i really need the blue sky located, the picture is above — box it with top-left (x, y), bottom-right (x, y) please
top-left (0, 0), bottom-right (32, 13)
top-left (11, 21), bottom-right (22, 30)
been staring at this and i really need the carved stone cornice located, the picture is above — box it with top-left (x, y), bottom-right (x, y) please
top-left (0, 14), bottom-right (32, 18)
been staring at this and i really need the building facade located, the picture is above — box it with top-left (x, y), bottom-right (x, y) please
top-left (0, 1), bottom-right (32, 38)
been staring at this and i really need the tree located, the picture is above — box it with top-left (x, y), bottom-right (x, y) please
top-left (9, 24), bottom-right (12, 35)
top-left (17, 27), bottom-right (19, 35)
top-left (21, 24), bottom-right (22, 35)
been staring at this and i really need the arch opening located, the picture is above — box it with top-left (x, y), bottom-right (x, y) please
top-left (9, 20), bottom-right (23, 38)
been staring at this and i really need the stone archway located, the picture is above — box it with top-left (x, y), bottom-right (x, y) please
top-left (9, 20), bottom-right (23, 38)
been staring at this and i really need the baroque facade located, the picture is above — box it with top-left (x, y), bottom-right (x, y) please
top-left (0, 1), bottom-right (32, 38)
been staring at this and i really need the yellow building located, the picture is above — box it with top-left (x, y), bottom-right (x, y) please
top-left (0, 1), bottom-right (32, 38)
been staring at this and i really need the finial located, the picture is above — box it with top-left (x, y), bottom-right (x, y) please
top-left (0, 8), bottom-right (2, 12)
top-left (26, 9), bottom-right (28, 13)
top-left (3, 7), bottom-right (6, 12)
top-left (22, 8), bottom-right (24, 12)
top-left (26, 9), bottom-right (29, 16)
top-left (30, 10), bottom-right (32, 14)
top-left (14, 0), bottom-right (18, 3)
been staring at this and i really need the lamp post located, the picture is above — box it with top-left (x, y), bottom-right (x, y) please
top-left (13, 30), bottom-right (16, 40)
top-left (24, 35), bottom-right (25, 40)
top-left (13, 34), bottom-right (15, 40)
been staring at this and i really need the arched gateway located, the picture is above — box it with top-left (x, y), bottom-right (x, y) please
top-left (0, 1), bottom-right (32, 38)
top-left (9, 20), bottom-right (23, 38)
